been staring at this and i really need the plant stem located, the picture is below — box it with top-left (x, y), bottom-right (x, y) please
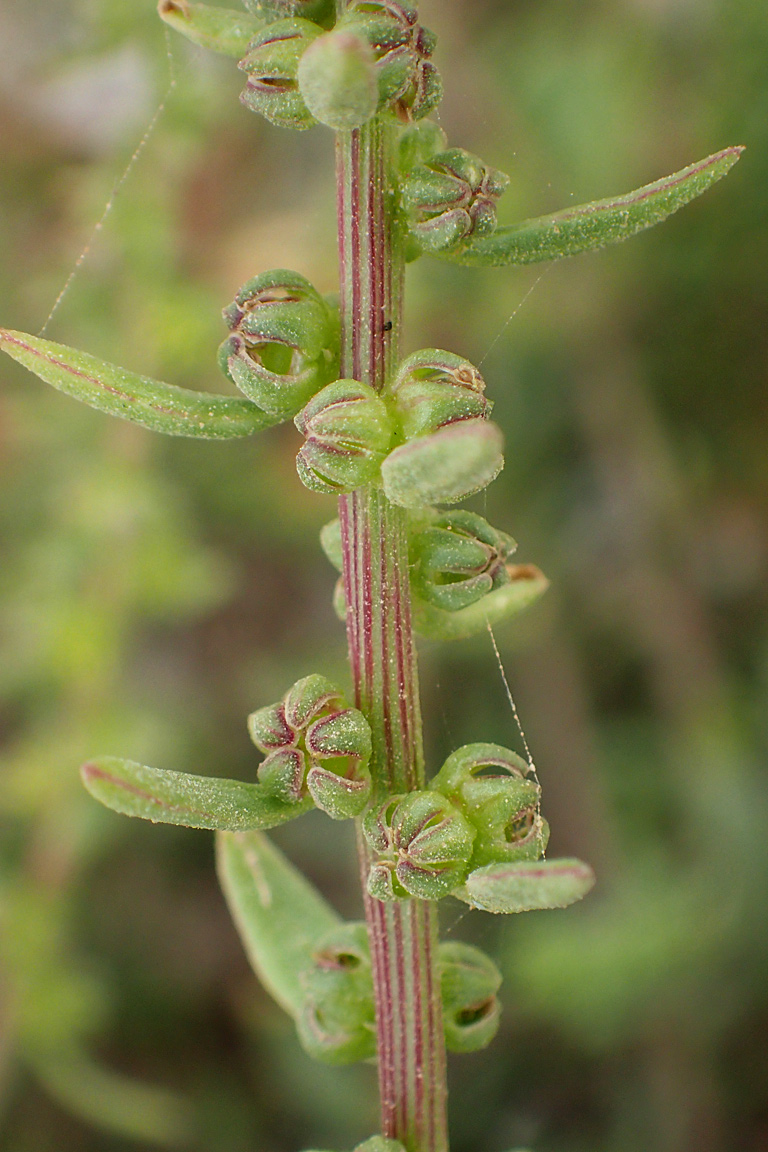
top-left (336, 114), bottom-right (449, 1152)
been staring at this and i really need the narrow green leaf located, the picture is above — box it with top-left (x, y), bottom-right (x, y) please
top-left (443, 146), bottom-right (744, 267)
top-left (457, 858), bottom-right (596, 914)
top-left (158, 1), bottom-right (266, 57)
top-left (0, 329), bottom-right (275, 439)
top-left (413, 565), bottom-right (549, 641)
top-left (81, 757), bottom-right (312, 831)
top-left (216, 830), bottom-right (341, 1017)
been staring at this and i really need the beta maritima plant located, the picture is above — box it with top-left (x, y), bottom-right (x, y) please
top-left (0, 2), bottom-right (743, 1150)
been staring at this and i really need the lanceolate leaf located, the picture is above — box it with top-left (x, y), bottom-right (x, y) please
top-left (412, 565), bottom-right (549, 641)
top-left (0, 329), bottom-right (275, 439)
top-left (81, 758), bottom-right (313, 831)
top-left (216, 830), bottom-right (341, 1017)
top-left (444, 147), bottom-right (744, 268)
top-left (456, 858), bottom-right (596, 915)
top-left (157, 1), bottom-right (266, 58)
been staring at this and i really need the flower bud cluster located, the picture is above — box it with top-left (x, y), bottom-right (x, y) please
top-left (381, 348), bottom-right (504, 508)
top-left (402, 148), bottom-right (510, 253)
top-left (298, 923), bottom-right (376, 1063)
top-left (410, 510), bottom-right (518, 613)
top-left (363, 790), bottom-right (475, 901)
top-left (295, 379), bottom-right (394, 494)
top-left (219, 270), bottom-right (338, 419)
top-left (335, 1), bottom-right (442, 122)
top-left (248, 674), bottom-right (372, 819)
top-left (298, 922), bottom-right (502, 1059)
top-left (431, 743), bottom-right (549, 870)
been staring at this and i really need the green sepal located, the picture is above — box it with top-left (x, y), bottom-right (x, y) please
top-left (0, 329), bottom-right (273, 439)
top-left (455, 858), bottom-right (596, 914)
top-left (216, 830), bottom-right (340, 1017)
top-left (157, 1), bottom-right (266, 57)
top-left (412, 564), bottom-right (549, 640)
top-left (239, 18), bottom-right (323, 131)
top-left (81, 757), bottom-right (313, 831)
top-left (442, 146), bottom-right (744, 267)
top-left (438, 941), bottom-right (502, 1053)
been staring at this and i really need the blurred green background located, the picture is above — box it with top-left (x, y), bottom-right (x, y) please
top-left (1, 1), bottom-right (766, 1150)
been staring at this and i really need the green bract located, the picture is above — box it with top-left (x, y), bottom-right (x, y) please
top-left (239, 18), bottom-right (323, 130)
top-left (382, 418), bottom-right (504, 508)
top-left (411, 563), bottom-right (550, 640)
top-left (80, 758), bottom-right (313, 831)
top-left (295, 379), bottom-right (394, 494)
top-left (0, 329), bottom-right (274, 439)
top-left (443, 146), bottom-right (744, 267)
top-left (157, 1), bottom-right (267, 57)
top-left (457, 858), bottom-right (596, 915)
top-left (248, 674), bottom-right (372, 818)
top-left (219, 269), bottom-right (338, 419)
top-left (402, 148), bottom-right (510, 254)
top-left (298, 30), bottom-right (379, 129)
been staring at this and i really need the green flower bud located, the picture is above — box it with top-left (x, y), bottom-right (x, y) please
top-left (298, 30), bottom-right (379, 130)
top-left (381, 419), bottom-right (504, 509)
top-left (337, 1), bottom-right (442, 122)
top-left (390, 348), bottom-right (490, 441)
top-left (298, 923), bottom-right (376, 1064)
top-left (438, 941), bottom-right (502, 1053)
top-left (402, 148), bottom-right (509, 254)
top-left (219, 269), bottom-right (338, 419)
top-left (247, 675), bottom-right (371, 817)
top-left (295, 379), bottom-right (394, 495)
top-left (238, 18), bottom-right (322, 130)
top-left (363, 791), bottom-right (475, 901)
top-left (410, 510), bottom-right (517, 613)
top-left (431, 743), bottom-right (548, 870)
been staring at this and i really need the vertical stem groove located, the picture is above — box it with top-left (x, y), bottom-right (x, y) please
top-left (335, 116), bottom-right (449, 1152)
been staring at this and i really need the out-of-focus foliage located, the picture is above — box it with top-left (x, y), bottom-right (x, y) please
top-left (0, 1), bottom-right (765, 1151)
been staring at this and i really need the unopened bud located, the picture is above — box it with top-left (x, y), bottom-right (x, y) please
top-left (381, 418), bottom-right (504, 509)
top-left (432, 743), bottom-right (548, 869)
top-left (411, 510), bottom-right (517, 613)
top-left (403, 148), bottom-right (510, 253)
top-left (298, 30), bottom-right (378, 129)
top-left (295, 379), bottom-right (394, 494)
top-left (239, 18), bottom-right (322, 130)
top-left (247, 675), bottom-right (371, 817)
top-left (390, 348), bottom-right (490, 440)
top-left (337, 1), bottom-right (442, 122)
top-left (219, 270), bottom-right (338, 419)
top-left (438, 941), bottom-right (502, 1053)
top-left (363, 790), bottom-right (475, 901)
top-left (298, 922), bottom-right (376, 1064)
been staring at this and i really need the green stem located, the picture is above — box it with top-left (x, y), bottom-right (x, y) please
top-left (336, 115), bottom-right (449, 1152)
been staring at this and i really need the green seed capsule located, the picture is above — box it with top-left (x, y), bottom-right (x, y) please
top-left (298, 923), bottom-right (376, 1064)
top-left (337, 1), bottom-right (442, 122)
top-left (363, 791), bottom-right (475, 901)
top-left (410, 510), bottom-right (518, 613)
top-left (298, 30), bottom-right (379, 129)
top-left (402, 148), bottom-right (510, 254)
top-left (438, 941), bottom-right (502, 1053)
top-left (239, 18), bottom-right (322, 130)
top-left (219, 269), bottom-right (338, 419)
top-left (295, 379), bottom-right (394, 495)
top-left (432, 743), bottom-right (548, 869)
top-left (247, 675), bottom-right (372, 818)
